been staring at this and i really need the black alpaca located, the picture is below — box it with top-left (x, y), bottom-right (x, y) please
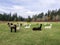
top-left (8, 23), bottom-right (17, 32)
top-left (33, 24), bottom-right (42, 31)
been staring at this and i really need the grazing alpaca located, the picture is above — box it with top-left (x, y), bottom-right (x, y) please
top-left (44, 24), bottom-right (52, 29)
top-left (25, 24), bottom-right (31, 28)
top-left (16, 23), bottom-right (20, 30)
top-left (33, 24), bottom-right (42, 31)
top-left (8, 23), bottom-right (17, 32)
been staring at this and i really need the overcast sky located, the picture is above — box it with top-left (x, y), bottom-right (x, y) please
top-left (0, 0), bottom-right (60, 18)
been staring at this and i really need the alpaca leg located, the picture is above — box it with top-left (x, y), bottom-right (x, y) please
top-left (15, 27), bottom-right (16, 32)
top-left (11, 28), bottom-right (12, 32)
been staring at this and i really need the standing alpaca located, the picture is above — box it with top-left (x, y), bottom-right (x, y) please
top-left (8, 23), bottom-right (17, 32)
top-left (32, 24), bottom-right (42, 31)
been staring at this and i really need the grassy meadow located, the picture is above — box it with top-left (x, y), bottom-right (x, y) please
top-left (0, 22), bottom-right (60, 45)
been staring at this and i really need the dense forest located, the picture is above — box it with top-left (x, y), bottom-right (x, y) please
top-left (0, 13), bottom-right (25, 21)
top-left (0, 9), bottom-right (60, 22)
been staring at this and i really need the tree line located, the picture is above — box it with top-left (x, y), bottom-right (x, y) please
top-left (32, 9), bottom-right (60, 22)
top-left (0, 9), bottom-right (60, 22)
top-left (0, 13), bottom-right (25, 21)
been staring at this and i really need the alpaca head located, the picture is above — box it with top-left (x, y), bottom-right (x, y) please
top-left (11, 23), bottom-right (13, 25)
top-left (8, 23), bottom-right (11, 27)
top-left (20, 23), bottom-right (22, 26)
top-left (40, 24), bottom-right (42, 27)
top-left (8, 23), bottom-right (9, 25)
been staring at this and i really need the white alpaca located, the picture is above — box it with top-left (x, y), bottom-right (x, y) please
top-left (44, 24), bottom-right (52, 29)
top-left (25, 24), bottom-right (31, 28)
top-left (16, 23), bottom-right (20, 30)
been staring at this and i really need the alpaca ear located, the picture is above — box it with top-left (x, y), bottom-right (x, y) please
top-left (7, 23), bottom-right (9, 26)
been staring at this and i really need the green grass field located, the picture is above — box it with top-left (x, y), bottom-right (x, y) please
top-left (0, 22), bottom-right (60, 45)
